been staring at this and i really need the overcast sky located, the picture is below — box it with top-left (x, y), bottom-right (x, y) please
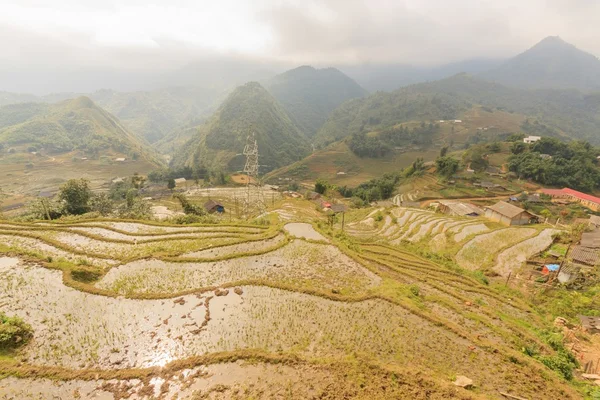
top-left (1, 0), bottom-right (599, 71)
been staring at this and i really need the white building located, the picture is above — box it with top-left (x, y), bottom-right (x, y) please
top-left (523, 135), bottom-right (541, 144)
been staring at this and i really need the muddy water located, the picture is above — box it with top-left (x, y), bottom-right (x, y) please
top-left (0, 235), bottom-right (116, 268)
top-left (97, 240), bottom-right (380, 295)
top-left (0, 362), bottom-right (331, 399)
top-left (95, 222), bottom-right (264, 235)
top-left (2, 258), bottom-right (477, 376)
top-left (181, 233), bottom-right (286, 258)
top-left (284, 223), bottom-right (327, 241)
top-left (68, 227), bottom-right (234, 242)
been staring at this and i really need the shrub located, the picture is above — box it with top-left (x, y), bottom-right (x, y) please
top-left (71, 267), bottom-right (103, 283)
top-left (0, 313), bottom-right (33, 350)
top-left (409, 285), bottom-right (420, 297)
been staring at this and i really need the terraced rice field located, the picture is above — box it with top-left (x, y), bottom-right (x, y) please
top-left (0, 217), bottom-right (581, 399)
top-left (346, 206), bottom-right (554, 277)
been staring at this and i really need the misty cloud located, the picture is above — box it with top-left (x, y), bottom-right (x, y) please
top-left (1, 0), bottom-right (599, 93)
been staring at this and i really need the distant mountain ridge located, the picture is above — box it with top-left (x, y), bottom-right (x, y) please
top-left (265, 66), bottom-right (367, 137)
top-left (481, 36), bottom-right (600, 91)
top-left (0, 97), bottom-right (161, 163)
top-left (171, 82), bottom-right (310, 173)
top-left (314, 73), bottom-right (600, 146)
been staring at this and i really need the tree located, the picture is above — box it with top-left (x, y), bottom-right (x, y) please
top-left (167, 178), bottom-right (176, 192)
top-left (315, 179), bottom-right (328, 194)
top-left (173, 193), bottom-right (205, 216)
top-left (488, 142), bottom-right (501, 152)
top-left (510, 142), bottom-right (527, 154)
top-left (59, 179), bottom-right (92, 215)
top-left (125, 188), bottom-right (138, 209)
top-left (439, 146), bottom-right (448, 157)
top-left (436, 156), bottom-right (459, 178)
top-left (90, 193), bottom-right (113, 216)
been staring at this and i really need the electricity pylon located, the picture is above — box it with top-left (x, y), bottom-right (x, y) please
top-left (242, 131), bottom-right (265, 217)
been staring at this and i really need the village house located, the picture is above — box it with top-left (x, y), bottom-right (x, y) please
top-left (306, 191), bottom-right (321, 201)
top-left (523, 135), bottom-right (541, 144)
top-left (204, 200), bottom-right (224, 214)
top-left (174, 177), bottom-right (186, 185)
top-left (437, 200), bottom-right (483, 217)
top-left (541, 188), bottom-right (600, 211)
top-left (484, 201), bottom-right (536, 226)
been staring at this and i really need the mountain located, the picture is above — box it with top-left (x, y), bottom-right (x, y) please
top-left (339, 59), bottom-right (503, 92)
top-left (0, 97), bottom-right (160, 163)
top-left (314, 73), bottom-right (600, 146)
top-left (0, 91), bottom-right (39, 107)
top-left (315, 84), bottom-right (471, 146)
top-left (0, 87), bottom-right (226, 147)
top-left (265, 66), bottom-right (367, 137)
top-left (89, 87), bottom-right (222, 144)
top-left (171, 82), bottom-right (310, 173)
top-left (481, 36), bottom-right (600, 91)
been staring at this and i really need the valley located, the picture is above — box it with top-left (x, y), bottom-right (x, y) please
top-left (1, 33), bottom-right (600, 400)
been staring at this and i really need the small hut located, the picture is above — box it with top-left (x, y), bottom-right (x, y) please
top-left (204, 200), bottom-right (224, 214)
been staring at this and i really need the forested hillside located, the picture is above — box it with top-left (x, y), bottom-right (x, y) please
top-left (90, 87), bottom-right (222, 144)
top-left (316, 73), bottom-right (600, 146)
top-left (315, 89), bottom-right (470, 146)
top-left (172, 82), bottom-right (310, 173)
top-left (266, 66), bottom-right (367, 137)
top-left (0, 97), bottom-right (160, 163)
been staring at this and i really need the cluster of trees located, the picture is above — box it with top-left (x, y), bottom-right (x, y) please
top-left (508, 138), bottom-right (600, 192)
top-left (148, 166), bottom-right (227, 186)
top-left (348, 132), bottom-right (391, 158)
top-left (338, 173), bottom-right (402, 203)
top-left (348, 122), bottom-right (440, 158)
top-left (29, 177), bottom-right (152, 220)
top-left (379, 122), bottom-right (439, 146)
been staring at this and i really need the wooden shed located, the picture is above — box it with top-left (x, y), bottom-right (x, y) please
top-left (438, 200), bottom-right (483, 217)
top-left (204, 200), bottom-right (224, 214)
top-left (484, 201), bottom-right (536, 226)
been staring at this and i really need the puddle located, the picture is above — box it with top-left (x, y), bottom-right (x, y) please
top-left (284, 223), bottom-right (327, 241)
top-left (97, 240), bottom-right (380, 295)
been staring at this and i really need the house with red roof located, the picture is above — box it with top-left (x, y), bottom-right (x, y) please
top-left (541, 188), bottom-right (600, 211)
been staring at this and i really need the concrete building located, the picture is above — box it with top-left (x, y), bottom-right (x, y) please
top-left (484, 201), bottom-right (536, 226)
top-left (541, 188), bottom-right (600, 211)
top-left (523, 135), bottom-right (541, 144)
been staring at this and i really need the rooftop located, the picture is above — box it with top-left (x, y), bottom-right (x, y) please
top-left (562, 188), bottom-right (600, 205)
top-left (439, 200), bottom-right (483, 216)
top-left (485, 201), bottom-right (529, 218)
top-left (570, 245), bottom-right (600, 266)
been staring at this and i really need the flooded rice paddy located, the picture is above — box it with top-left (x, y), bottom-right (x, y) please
top-left (283, 223), bottom-right (328, 241)
top-left (97, 240), bottom-right (380, 295)
top-left (2, 257), bottom-right (477, 377)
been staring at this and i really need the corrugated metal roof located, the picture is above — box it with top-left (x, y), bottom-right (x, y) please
top-left (440, 201), bottom-right (483, 216)
top-left (485, 201), bottom-right (529, 219)
top-left (580, 230), bottom-right (600, 248)
top-left (570, 245), bottom-right (600, 266)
